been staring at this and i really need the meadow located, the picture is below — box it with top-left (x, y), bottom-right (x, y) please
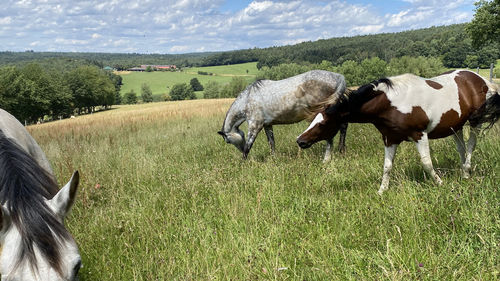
top-left (118, 62), bottom-right (258, 98)
top-left (28, 99), bottom-right (499, 280)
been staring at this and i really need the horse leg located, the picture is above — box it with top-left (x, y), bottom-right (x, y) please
top-left (243, 122), bottom-right (262, 159)
top-left (322, 138), bottom-right (333, 163)
top-left (452, 129), bottom-right (467, 177)
top-left (415, 132), bottom-right (443, 185)
top-left (378, 144), bottom-right (398, 195)
top-left (338, 122), bottom-right (348, 153)
top-left (463, 126), bottom-right (480, 178)
top-left (264, 125), bottom-right (275, 154)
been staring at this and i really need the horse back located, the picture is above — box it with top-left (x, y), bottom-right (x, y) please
top-left (247, 71), bottom-right (345, 124)
top-left (367, 70), bottom-right (492, 143)
top-left (0, 109), bottom-right (54, 176)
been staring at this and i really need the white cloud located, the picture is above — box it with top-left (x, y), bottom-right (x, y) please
top-left (0, 0), bottom-right (475, 53)
top-left (350, 24), bottom-right (385, 35)
top-left (0, 17), bottom-right (12, 25)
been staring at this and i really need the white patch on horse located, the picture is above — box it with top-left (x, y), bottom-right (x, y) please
top-left (375, 72), bottom-right (461, 132)
top-left (302, 113), bottom-right (324, 135)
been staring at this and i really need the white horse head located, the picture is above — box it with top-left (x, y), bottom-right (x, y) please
top-left (218, 129), bottom-right (245, 152)
top-left (0, 171), bottom-right (82, 281)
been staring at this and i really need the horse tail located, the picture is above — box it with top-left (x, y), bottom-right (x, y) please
top-left (470, 91), bottom-right (500, 130)
top-left (303, 80), bottom-right (350, 122)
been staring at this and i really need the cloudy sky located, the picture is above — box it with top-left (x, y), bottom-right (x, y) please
top-left (0, 0), bottom-right (475, 54)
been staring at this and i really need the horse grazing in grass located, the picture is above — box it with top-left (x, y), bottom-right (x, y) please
top-left (218, 70), bottom-right (348, 161)
top-left (0, 109), bottom-right (81, 281)
top-left (297, 70), bottom-right (500, 194)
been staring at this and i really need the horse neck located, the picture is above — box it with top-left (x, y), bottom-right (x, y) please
top-left (223, 96), bottom-right (247, 132)
top-left (338, 91), bottom-right (381, 124)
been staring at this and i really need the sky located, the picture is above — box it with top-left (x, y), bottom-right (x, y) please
top-left (0, 0), bottom-right (476, 54)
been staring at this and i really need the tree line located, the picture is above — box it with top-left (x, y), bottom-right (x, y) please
top-left (201, 24), bottom-right (499, 70)
top-left (2, 23), bottom-right (498, 72)
top-left (0, 63), bottom-right (122, 123)
top-left (256, 56), bottom-right (445, 86)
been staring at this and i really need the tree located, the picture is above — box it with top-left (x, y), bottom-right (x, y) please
top-left (220, 77), bottom-right (247, 98)
top-left (337, 60), bottom-right (362, 87)
top-left (141, 83), bottom-right (153, 103)
top-left (21, 63), bottom-right (74, 119)
top-left (190, 78), bottom-right (204, 91)
top-left (169, 83), bottom-right (195, 101)
top-left (114, 91), bottom-right (122, 105)
top-left (465, 55), bottom-right (480, 68)
top-left (66, 65), bottom-right (115, 112)
top-left (257, 63), bottom-right (311, 80)
top-left (203, 81), bottom-right (220, 99)
top-left (124, 90), bottom-right (138, 104)
top-left (360, 57), bottom-right (387, 84)
top-left (387, 56), bottom-right (444, 78)
top-left (467, 0), bottom-right (500, 48)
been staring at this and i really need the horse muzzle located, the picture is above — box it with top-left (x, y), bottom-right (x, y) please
top-left (297, 139), bottom-right (312, 149)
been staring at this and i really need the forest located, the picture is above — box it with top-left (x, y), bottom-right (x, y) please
top-left (201, 24), bottom-right (499, 69)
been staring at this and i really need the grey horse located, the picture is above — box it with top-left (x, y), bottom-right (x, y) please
top-left (218, 70), bottom-right (348, 160)
top-left (0, 108), bottom-right (54, 176)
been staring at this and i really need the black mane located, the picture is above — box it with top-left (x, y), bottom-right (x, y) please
top-left (0, 130), bottom-right (69, 275)
top-left (326, 77), bottom-right (393, 115)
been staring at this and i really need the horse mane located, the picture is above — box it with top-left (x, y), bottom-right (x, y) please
top-left (326, 77), bottom-right (393, 115)
top-left (246, 79), bottom-right (265, 93)
top-left (0, 130), bottom-right (69, 276)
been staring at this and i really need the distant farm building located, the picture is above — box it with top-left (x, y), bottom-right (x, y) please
top-left (128, 65), bottom-right (177, 71)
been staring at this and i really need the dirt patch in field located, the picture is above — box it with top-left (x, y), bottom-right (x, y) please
top-left (114, 71), bottom-right (131, 75)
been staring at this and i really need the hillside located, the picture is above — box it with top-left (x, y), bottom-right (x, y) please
top-left (201, 24), bottom-right (499, 69)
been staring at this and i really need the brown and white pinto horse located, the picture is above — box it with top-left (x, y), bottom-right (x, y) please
top-left (297, 70), bottom-right (500, 194)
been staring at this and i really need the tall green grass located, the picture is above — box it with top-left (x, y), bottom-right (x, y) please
top-left (28, 100), bottom-right (499, 280)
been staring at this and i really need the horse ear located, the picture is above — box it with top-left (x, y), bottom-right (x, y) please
top-left (48, 171), bottom-right (79, 219)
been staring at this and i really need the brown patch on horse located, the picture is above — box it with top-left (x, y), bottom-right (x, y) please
top-left (428, 71), bottom-right (488, 138)
top-left (426, 80), bottom-right (443, 90)
top-left (455, 71), bottom-right (487, 117)
top-left (455, 71), bottom-right (488, 113)
top-left (356, 92), bottom-right (430, 146)
top-left (428, 109), bottom-right (462, 138)
top-left (440, 70), bottom-right (455, 75)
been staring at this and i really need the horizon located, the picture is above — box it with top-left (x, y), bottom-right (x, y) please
top-left (0, 0), bottom-right (475, 54)
top-left (1, 23), bottom-right (469, 57)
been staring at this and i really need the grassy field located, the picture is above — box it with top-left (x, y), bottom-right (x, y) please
top-left (28, 99), bottom-right (499, 280)
top-left (118, 62), bottom-right (258, 98)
